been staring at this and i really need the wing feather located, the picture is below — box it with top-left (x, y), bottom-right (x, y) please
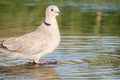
top-left (3, 31), bottom-right (50, 55)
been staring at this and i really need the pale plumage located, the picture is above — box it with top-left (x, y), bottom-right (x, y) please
top-left (3, 30), bottom-right (49, 54)
top-left (0, 5), bottom-right (61, 63)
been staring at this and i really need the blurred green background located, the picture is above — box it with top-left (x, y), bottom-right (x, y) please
top-left (0, 0), bottom-right (120, 37)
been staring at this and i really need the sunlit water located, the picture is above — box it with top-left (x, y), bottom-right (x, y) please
top-left (0, 0), bottom-right (120, 80)
top-left (0, 35), bottom-right (120, 80)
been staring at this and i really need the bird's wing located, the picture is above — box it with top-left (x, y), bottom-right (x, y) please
top-left (2, 31), bottom-right (50, 55)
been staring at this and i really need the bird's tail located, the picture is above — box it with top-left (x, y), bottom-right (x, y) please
top-left (0, 42), bottom-right (10, 55)
top-left (0, 41), bottom-right (26, 66)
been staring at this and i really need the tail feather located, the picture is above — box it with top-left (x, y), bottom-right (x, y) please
top-left (0, 42), bottom-right (10, 54)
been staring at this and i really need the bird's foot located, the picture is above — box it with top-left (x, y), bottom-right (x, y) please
top-left (38, 60), bottom-right (57, 65)
top-left (28, 61), bottom-right (36, 65)
top-left (28, 60), bottom-right (57, 65)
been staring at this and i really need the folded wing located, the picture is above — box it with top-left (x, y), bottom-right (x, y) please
top-left (2, 31), bottom-right (50, 55)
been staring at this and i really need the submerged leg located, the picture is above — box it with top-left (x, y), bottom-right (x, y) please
top-left (28, 60), bottom-right (57, 65)
top-left (38, 60), bottom-right (57, 65)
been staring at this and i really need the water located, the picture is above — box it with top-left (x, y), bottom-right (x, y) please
top-left (0, 0), bottom-right (120, 80)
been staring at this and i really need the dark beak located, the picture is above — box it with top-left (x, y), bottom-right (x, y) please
top-left (56, 11), bottom-right (63, 16)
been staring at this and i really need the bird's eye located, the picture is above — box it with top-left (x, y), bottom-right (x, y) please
top-left (51, 9), bottom-right (53, 11)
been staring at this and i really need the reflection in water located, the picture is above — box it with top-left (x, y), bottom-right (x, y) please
top-left (56, 35), bottom-right (120, 80)
top-left (84, 55), bottom-right (120, 67)
top-left (0, 64), bottom-right (59, 80)
top-left (96, 11), bottom-right (102, 27)
top-left (94, 11), bottom-right (104, 35)
top-left (0, 35), bottom-right (120, 80)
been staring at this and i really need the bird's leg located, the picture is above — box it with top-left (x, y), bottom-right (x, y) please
top-left (28, 60), bottom-right (57, 65)
top-left (38, 59), bottom-right (57, 65)
top-left (28, 60), bottom-right (36, 65)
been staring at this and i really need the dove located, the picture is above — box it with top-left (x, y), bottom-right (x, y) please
top-left (0, 5), bottom-right (62, 64)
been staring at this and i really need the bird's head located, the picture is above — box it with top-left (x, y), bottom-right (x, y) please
top-left (45, 5), bottom-right (62, 18)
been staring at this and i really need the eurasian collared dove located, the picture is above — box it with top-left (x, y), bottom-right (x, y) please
top-left (0, 5), bottom-right (61, 64)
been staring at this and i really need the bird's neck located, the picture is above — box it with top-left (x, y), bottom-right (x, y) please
top-left (45, 17), bottom-right (57, 26)
top-left (44, 17), bottom-right (60, 37)
top-left (37, 17), bottom-right (58, 30)
top-left (36, 16), bottom-right (59, 35)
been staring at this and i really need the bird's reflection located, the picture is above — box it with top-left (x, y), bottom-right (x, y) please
top-left (0, 64), bottom-right (59, 80)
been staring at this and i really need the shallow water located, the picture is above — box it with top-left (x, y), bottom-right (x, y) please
top-left (0, 0), bottom-right (120, 80)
